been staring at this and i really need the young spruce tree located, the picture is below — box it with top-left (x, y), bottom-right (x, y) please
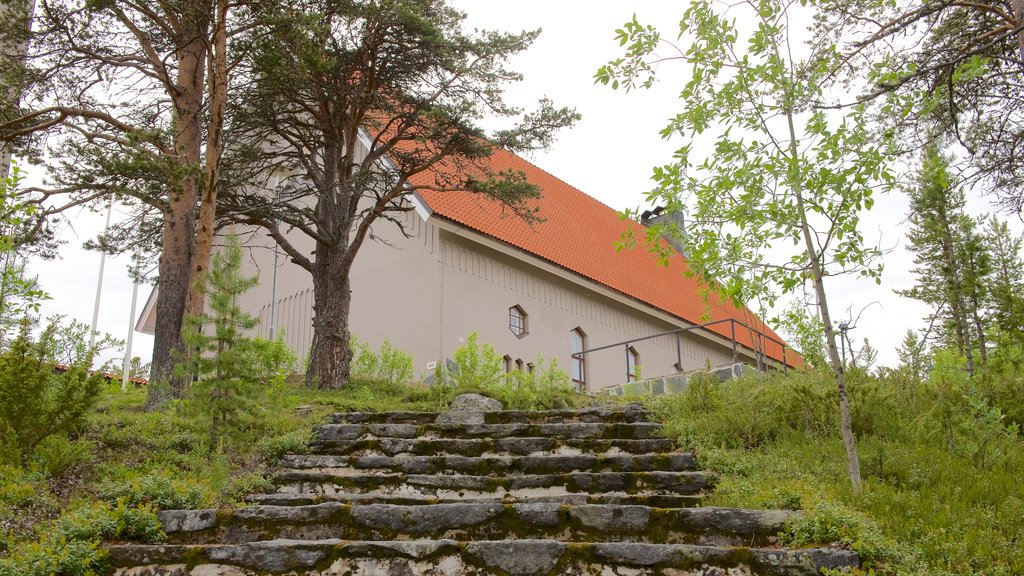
top-left (180, 236), bottom-right (261, 453)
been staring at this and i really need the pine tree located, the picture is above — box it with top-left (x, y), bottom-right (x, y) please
top-left (180, 236), bottom-right (261, 453)
top-left (984, 216), bottom-right (1024, 372)
top-left (899, 146), bottom-right (989, 372)
top-left (896, 329), bottom-right (927, 385)
top-left (984, 217), bottom-right (1024, 337)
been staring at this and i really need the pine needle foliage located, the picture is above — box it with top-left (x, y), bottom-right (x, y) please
top-left (179, 236), bottom-right (261, 453)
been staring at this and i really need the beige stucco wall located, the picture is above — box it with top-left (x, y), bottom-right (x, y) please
top-left (434, 228), bottom-right (734, 392)
top-left (230, 201), bottom-right (750, 392)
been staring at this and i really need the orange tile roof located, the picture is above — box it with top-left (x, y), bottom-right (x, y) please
top-left (414, 147), bottom-right (797, 367)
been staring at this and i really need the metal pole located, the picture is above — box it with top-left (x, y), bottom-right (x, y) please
top-left (730, 321), bottom-right (738, 363)
top-left (269, 244), bottom-right (279, 339)
top-left (675, 333), bottom-right (682, 372)
top-left (758, 333), bottom-right (765, 371)
top-left (90, 194), bottom-right (115, 348)
top-left (120, 244), bottom-right (141, 392)
top-left (268, 175), bottom-right (280, 340)
top-left (121, 278), bottom-right (139, 391)
top-left (625, 344), bottom-right (630, 382)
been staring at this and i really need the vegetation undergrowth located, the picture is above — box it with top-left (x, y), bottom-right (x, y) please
top-left (648, 367), bottom-right (1024, 575)
top-left (0, 322), bottom-right (593, 573)
top-left (429, 332), bottom-right (585, 410)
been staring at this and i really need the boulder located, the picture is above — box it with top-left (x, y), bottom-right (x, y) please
top-left (435, 393), bottom-right (503, 424)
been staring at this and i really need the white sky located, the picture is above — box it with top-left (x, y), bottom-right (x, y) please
top-left (23, 1), bottom-right (1018, 370)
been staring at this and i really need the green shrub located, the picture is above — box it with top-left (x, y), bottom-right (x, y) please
top-left (782, 501), bottom-right (904, 567)
top-left (350, 337), bottom-right (414, 386)
top-left (32, 434), bottom-right (93, 479)
top-left (243, 332), bottom-right (299, 387)
top-left (0, 501), bottom-right (162, 576)
top-left (0, 538), bottom-right (107, 576)
top-left (431, 334), bottom-right (581, 410)
top-left (655, 374), bottom-right (787, 449)
top-left (98, 470), bottom-right (212, 510)
top-left (225, 473), bottom-right (275, 503)
top-left (495, 355), bottom-right (577, 410)
top-left (0, 320), bottom-right (103, 464)
top-left (448, 332), bottom-right (504, 389)
top-left (254, 428), bottom-right (312, 463)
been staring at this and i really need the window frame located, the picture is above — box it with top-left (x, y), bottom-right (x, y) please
top-left (626, 346), bottom-right (640, 382)
top-left (570, 327), bottom-right (587, 390)
top-left (508, 305), bottom-right (528, 338)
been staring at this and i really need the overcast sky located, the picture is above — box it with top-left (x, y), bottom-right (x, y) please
top-left (24, 1), bottom-right (1017, 370)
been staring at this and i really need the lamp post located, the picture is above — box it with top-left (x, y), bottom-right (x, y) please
top-left (89, 194), bottom-right (115, 348)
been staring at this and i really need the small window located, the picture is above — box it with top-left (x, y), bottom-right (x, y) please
top-left (570, 328), bottom-right (586, 389)
top-left (509, 305), bottom-right (528, 337)
top-left (503, 355), bottom-right (513, 373)
top-left (626, 346), bottom-right (640, 382)
top-left (515, 358), bottom-right (524, 372)
top-left (527, 362), bottom-right (535, 374)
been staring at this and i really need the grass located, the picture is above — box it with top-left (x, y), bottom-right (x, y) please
top-left (2, 374), bottom-right (579, 574)
top-left (647, 369), bottom-right (1024, 576)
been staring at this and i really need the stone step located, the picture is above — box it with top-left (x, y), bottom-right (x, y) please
top-left (158, 503), bottom-right (794, 547)
top-left (329, 405), bottom-right (651, 425)
top-left (243, 492), bottom-right (704, 508)
top-left (274, 470), bottom-right (715, 499)
top-left (313, 422), bottom-right (663, 443)
top-left (309, 435), bottom-right (676, 457)
top-left (108, 538), bottom-right (859, 576)
top-left (277, 452), bottom-right (698, 475)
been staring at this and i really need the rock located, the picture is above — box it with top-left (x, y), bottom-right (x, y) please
top-left (569, 505), bottom-right (650, 533)
top-left (513, 503), bottom-right (562, 528)
top-left (157, 510), bottom-right (217, 533)
top-left (343, 539), bottom-right (459, 560)
top-left (204, 539), bottom-right (337, 572)
top-left (351, 503), bottom-right (504, 534)
top-left (465, 540), bottom-right (566, 576)
top-left (435, 393), bottom-right (502, 424)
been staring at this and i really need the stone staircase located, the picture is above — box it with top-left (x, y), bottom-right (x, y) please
top-left (107, 403), bottom-right (857, 575)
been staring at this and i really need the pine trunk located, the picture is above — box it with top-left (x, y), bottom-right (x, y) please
top-left (145, 14), bottom-right (208, 410)
top-left (185, 0), bottom-right (228, 324)
top-left (305, 244), bottom-right (353, 389)
top-left (147, 195), bottom-right (195, 408)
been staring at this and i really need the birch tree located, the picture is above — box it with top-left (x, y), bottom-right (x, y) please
top-left (598, 0), bottom-right (895, 492)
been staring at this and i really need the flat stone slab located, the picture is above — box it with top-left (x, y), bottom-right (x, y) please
top-left (277, 452), bottom-right (697, 475)
top-left (310, 436), bottom-right (678, 457)
top-left (160, 502), bottom-right (790, 547)
top-left (330, 404), bottom-right (652, 425)
top-left (243, 491), bottom-right (704, 508)
top-left (274, 470), bottom-right (715, 500)
top-left (108, 539), bottom-right (858, 576)
top-left (314, 422), bottom-right (663, 444)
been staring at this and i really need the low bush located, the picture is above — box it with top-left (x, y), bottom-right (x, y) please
top-left (32, 434), bottom-right (94, 479)
top-left (350, 337), bottom-right (415, 387)
top-left (98, 470), bottom-right (213, 510)
top-left (0, 500), bottom-right (163, 576)
top-left (0, 320), bottom-right (104, 464)
top-left (433, 333), bottom-right (582, 410)
top-left (651, 366), bottom-right (1024, 575)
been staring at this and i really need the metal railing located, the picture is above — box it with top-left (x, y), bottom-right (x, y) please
top-left (572, 318), bottom-right (790, 386)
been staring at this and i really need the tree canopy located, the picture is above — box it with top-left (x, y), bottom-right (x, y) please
top-left (219, 0), bottom-right (577, 388)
